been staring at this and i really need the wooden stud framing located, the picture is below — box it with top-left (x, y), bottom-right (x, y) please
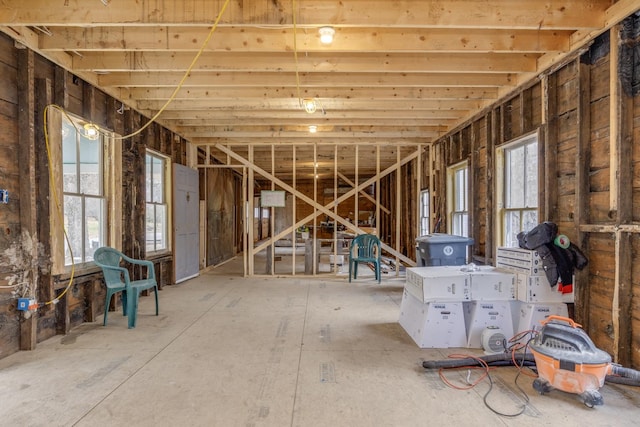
top-left (611, 23), bottom-right (634, 366)
top-left (248, 145), bottom-right (254, 276)
top-left (213, 143), bottom-right (419, 269)
top-left (575, 57), bottom-right (592, 327)
top-left (17, 48), bottom-right (37, 350)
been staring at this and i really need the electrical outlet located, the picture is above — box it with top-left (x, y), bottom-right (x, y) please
top-left (17, 298), bottom-right (37, 311)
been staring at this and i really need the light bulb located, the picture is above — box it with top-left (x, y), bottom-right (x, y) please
top-left (303, 98), bottom-right (317, 114)
top-left (83, 123), bottom-right (100, 140)
top-left (309, 125), bottom-right (317, 133)
top-left (319, 26), bottom-right (335, 44)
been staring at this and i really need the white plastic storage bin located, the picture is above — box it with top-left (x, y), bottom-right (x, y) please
top-left (496, 247), bottom-right (545, 276)
top-left (468, 267), bottom-right (516, 300)
top-left (398, 289), bottom-right (467, 348)
top-left (516, 273), bottom-right (574, 303)
top-left (405, 266), bottom-right (470, 302)
top-left (511, 302), bottom-right (569, 348)
top-left (463, 300), bottom-right (514, 349)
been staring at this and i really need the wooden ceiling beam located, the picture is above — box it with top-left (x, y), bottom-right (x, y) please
top-left (126, 86), bottom-right (499, 100)
top-left (72, 51), bottom-right (539, 73)
top-left (98, 71), bottom-right (516, 88)
top-left (177, 125), bottom-right (447, 133)
top-left (0, 0), bottom-right (608, 29)
top-left (39, 26), bottom-right (571, 53)
top-left (153, 109), bottom-right (468, 120)
top-left (179, 130), bottom-right (442, 139)
top-left (192, 138), bottom-right (429, 146)
top-left (137, 98), bottom-right (484, 111)
top-left (166, 118), bottom-right (454, 127)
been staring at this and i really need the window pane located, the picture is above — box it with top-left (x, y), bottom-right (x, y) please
top-left (420, 190), bottom-right (429, 235)
top-left (525, 142), bottom-right (538, 207)
top-left (146, 154), bottom-right (152, 203)
top-left (85, 197), bottom-right (105, 261)
top-left (156, 204), bottom-right (167, 250)
top-left (79, 136), bottom-right (101, 195)
top-left (455, 168), bottom-right (466, 210)
top-left (64, 195), bottom-right (83, 265)
top-left (504, 211), bottom-right (521, 248)
top-left (152, 157), bottom-right (164, 203)
top-left (146, 205), bottom-right (155, 252)
top-left (506, 146), bottom-right (524, 208)
top-left (523, 209), bottom-right (538, 234)
top-left (62, 122), bottom-right (78, 193)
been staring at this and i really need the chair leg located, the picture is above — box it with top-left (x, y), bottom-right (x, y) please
top-left (154, 286), bottom-right (159, 316)
top-left (121, 291), bottom-right (127, 316)
top-left (103, 291), bottom-right (112, 326)
top-left (127, 291), bottom-right (139, 329)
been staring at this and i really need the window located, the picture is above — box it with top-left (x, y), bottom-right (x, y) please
top-left (499, 133), bottom-right (539, 246)
top-left (448, 162), bottom-right (469, 237)
top-left (419, 189), bottom-right (430, 235)
top-left (146, 151), bottom-right (169, 252)
top-left (62, 117), bottom-right (106, 265)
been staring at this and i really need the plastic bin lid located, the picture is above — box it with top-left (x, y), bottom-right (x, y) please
top-left (415, 233), bottom-right (474, 245)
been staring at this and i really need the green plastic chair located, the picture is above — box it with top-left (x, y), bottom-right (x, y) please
top-left (348, 234), bottom-right (382, 283)
top-left (93, 247), bottom-right (159, 328)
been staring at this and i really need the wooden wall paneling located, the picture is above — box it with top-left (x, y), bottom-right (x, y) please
top-left (612, 22), bottom-right (634, 366)
top-left (543, 72), bottom-right (559, 222)
top-left (487, 109), bottom-right (498, 261)
top-left (34, 78), bottom-right (56, 342)
top-left (53, 68), bottom-right (68, 110)
top-left (575, 56), bottom-right (593, 327)
top-left (522, 88), bottom-right (533, 133)
top-left (632, 235), bottom-right (640, 368)
top-left (17, 47), bottom-right (37, 350)
top-left (584, 232), bottom-right (616, 355)
top-left (509, 96), bottom-right (521, 138)
top-left (503, 99), bottom-right (513, 142)
top-left (470, 120), bottom-right (479, 259)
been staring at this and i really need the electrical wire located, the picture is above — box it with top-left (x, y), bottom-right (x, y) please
top-left (94, 0), bottom-right (231, 141)
top-left (42, 104), bottom-right (77, 306)
top-left (292, 0), bottom-right (304, 109)
top-left (31, 1), bottom-right (232, 307)
top-left (435, 344), bottom-right (536, 417)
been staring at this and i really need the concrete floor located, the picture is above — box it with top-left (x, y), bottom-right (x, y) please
top-left (1, 257), bottom-right (639, 427)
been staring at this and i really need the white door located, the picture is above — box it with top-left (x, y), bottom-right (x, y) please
top-left (173, 163), bottom-right (199, 283)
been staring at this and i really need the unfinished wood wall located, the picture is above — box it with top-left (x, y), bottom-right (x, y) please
top-left (431, 21), bottom-right (640, 368)
top-left (0, 32), bottom-right (185, 359)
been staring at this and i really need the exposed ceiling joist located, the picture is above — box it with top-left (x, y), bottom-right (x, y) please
top-left (1, 0), bottom-right (637, 182)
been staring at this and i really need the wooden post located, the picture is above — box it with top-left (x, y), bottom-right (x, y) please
top-left (543, 72), bottom-right (559, 222)
top-left (486, 110), bottom-right (497, 261)
top-left (575, 57), bottom-right (592, 328)
top-left (17, 48), bottom-right (37, 350)
top-left (611, 23), bottom-right (634, 366)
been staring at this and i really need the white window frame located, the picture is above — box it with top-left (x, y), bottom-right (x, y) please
top-left (145, 150), bottom-right (170, 253)
top-left (447, 161), bottom-right (469, 237)
top-left (49, 110), bottom-right (121, 274)
top-left (419, 189), bottom-right (430, 236)
top-left (496, 131), bottom-right (539, 247)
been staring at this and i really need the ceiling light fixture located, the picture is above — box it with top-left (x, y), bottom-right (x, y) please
top-left (309, 125), bottom-right (317, 133)
top-left (302, 98), bottom-right (317, 114)
top-left (83, 123), bottom-right (100, 140)
top-left (319, 26), bottom-right (335, 44)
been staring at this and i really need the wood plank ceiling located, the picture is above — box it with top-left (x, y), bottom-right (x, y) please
top-left (0, 0), bottom-right (634, 180)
